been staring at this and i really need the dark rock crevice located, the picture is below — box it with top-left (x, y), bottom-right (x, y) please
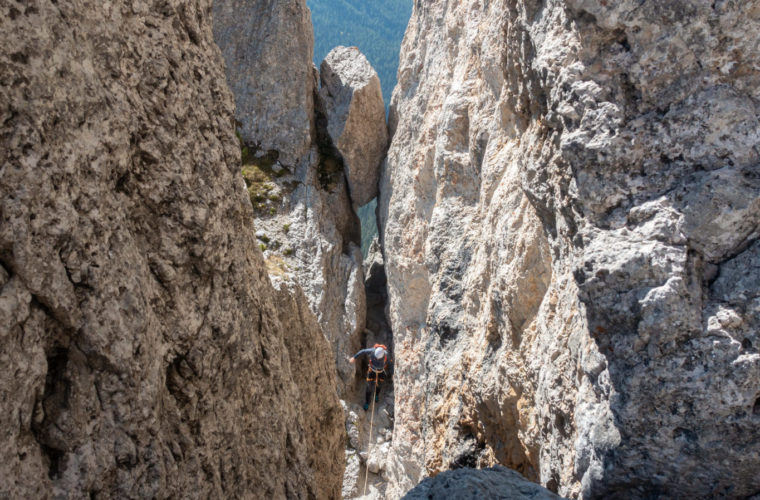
top-left (32, 347), bottom-right (71, 480)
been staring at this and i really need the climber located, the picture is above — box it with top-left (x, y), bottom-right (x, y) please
top-left (349, 344), bottom-right (392, 411)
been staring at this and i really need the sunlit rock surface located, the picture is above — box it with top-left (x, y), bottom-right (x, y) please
top-left (320, 46), bottom-right (389, 207)
top-left (379, 0), bottom-right (760, 498)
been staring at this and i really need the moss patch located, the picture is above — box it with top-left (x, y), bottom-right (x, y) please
top-left (266, 254), bottom-right (291, 278)
top-left (237, 134), bottom-right (293, 214)
top-left (242, 164), bottom-right (276, 209)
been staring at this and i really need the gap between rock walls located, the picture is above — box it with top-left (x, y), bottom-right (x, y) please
top-left (212, 4), bottom-right (397, 496)
top-left (343, 237), bottom-right (395, 499)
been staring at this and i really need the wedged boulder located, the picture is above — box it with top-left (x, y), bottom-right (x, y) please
top-left (319, 46), bottom-right (388, 207)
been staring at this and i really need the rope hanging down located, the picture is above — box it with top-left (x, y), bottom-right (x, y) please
top-left (362, 381), bottom-right (378, 497)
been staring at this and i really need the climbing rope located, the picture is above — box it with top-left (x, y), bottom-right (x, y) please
top-left (362, 378), bottom-right (378, 497)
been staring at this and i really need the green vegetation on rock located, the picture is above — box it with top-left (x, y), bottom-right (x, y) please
top-left (239, 139), bottom-right (287, 214)
top-left (242, 164), bottom-right (276, 211)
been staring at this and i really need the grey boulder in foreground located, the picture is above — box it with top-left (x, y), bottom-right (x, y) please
top-left (402, 466), bottom-right (565, 500)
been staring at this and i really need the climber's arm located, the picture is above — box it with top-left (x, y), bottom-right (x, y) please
top-left (348, 348), bottom-right (374, 364)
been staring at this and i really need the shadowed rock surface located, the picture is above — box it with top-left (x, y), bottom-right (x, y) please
top-left (0, 1), bottom-right (343, 498)
top-left (402, 466), bottom-right (564, 500)
top-left (379, 0), bottom-right (760, 498)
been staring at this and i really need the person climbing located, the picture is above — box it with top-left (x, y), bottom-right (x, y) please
top-left (349, 344), bottom-right (392, 411)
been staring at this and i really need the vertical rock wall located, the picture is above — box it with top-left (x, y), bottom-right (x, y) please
top-left (212, 0), bottom-right (315, 166)
top-left (213, 0), bottom-right (369, 394)
top-left (0, 0), bottom-right (343, 498)
top-left (380, 0), bottom-right (760, 498)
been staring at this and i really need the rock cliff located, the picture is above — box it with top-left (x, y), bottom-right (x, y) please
top-left (379, 0), bottom-right (760, 498)
top-left (212, 0), bottom-right (315, 167)
top-left (212, 4), bottom-right (391, 496)
top-left (213, 0), bottom-right (390, 395)
top-left (402, 466), bottom-right (563, 500)
top-left (0, 1), bottom-right (343, 498)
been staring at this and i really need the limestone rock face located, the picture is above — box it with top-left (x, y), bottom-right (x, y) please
top-left (402, 466), bottom-right (564, 500)
top-left (213, 0), bottom-right (315, 167)
top-left (0, 1), bottom-right (343, 498)
top-left (214, 4), bottom-right (369, 396)
top-left (260, 158), bottom-right (366, 394)
top-left (272, 281), bottom-right (346, 498)
top-left (380, 0), bottom-right (760, 498)
top-left (320, 46), bottom-right (389, 207)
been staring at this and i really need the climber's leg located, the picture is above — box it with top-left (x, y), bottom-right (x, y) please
top-left (375, 371), bottom-right (385, 402)
top-left (364, 372), bottom-right (376, 410)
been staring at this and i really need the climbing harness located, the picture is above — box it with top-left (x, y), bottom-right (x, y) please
top-left (367, 366), bottom-right (387, 378)
top-left (362, 381), bottom-right (378, 497)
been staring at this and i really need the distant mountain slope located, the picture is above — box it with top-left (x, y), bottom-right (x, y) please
top-left (307, 0), bottom-right (412, 109)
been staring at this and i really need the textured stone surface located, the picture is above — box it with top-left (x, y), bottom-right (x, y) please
top-left (214, 1), bottom-right (367, 396)
top-left (342, 388), bottom-right (395, 499)
top-left (234, 139), bottom-right (367, 397)
top-left (213, 0), bottom-right (315, 167)
top-left (0, 1), bottom-right (343, 498)
top-left (214, 19), bottom-right (373, 499)
top-left (402, 466), bottom-right (563, 500)
top-left (320, 46), bottom-right (389, 207)
top-left (284, 188), bottom-right (366, 394)
top-left (272, 281), bottom-right (346, 498)
top-left (379, 0), bottom-right (760, 498)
